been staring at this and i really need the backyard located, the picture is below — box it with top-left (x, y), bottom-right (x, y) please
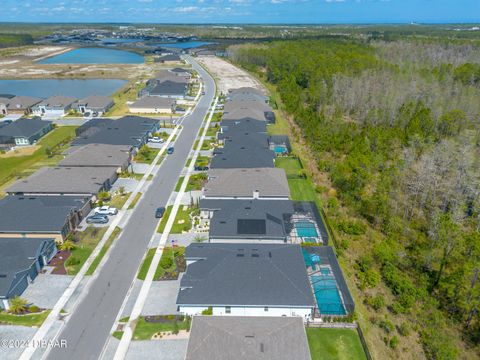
top-left (0, 126), bottom-right (77, 189)
top-left (307, 328), bottom-right (367, 360)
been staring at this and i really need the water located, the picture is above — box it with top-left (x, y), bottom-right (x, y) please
top-left (274, 145), bottom-right (288, 154)
top-left (311, 275), bottom-right (346, 315)
top-left (296, 221), bottom-right (318, 237)
top-left (0, 79), bottom-right (127, 99)
top-left (156, 41), bottom-right (212, 49)
top-left (38, 48), bottom-right (144, 64)
top-left (100, 38), bottom-right (142, 44)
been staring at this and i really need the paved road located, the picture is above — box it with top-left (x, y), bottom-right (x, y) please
top-left (47, 57), bottom-right (215, 360)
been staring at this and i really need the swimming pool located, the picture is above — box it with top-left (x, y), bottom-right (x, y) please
top-left (311, 275), bottom-right (346, 315)
top-left (274, 145), bottom-right (288, 154)
top-left (295, 221), bottom-right (318, 237)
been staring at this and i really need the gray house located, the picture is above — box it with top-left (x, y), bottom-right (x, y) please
top-left (0, 118), bottom-right (53, 147)
top-left (60, 144), bottom-right (131, 171)
top-left (0, 195), bottom-right (91, 242)
top-left (203, 168), bottom-right (290, 200)
top-left (186, 316), bottom-right (311, 360)
top-left (32, 96), bottom-right (77, 117)
top-left (0, 237), bottom-right (57, 310)
top-left (5, 96), bottom-right (42, 115)
top-left (6, 166), bottom-right (118, 197)
top-left (74, 95), bottom-right (114, 115)
top-left (177, 243), bottom-right (315, 318)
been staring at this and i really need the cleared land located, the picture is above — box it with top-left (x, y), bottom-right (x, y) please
top-left (196, 56), bottom-right (264, 93)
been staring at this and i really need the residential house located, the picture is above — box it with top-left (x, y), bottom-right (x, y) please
top-left (154, 54), bottom-right (181, 64)
top-left (170, 67), bottom-right (192, 78)
top-left (177, 243), bottom-right (315, 318)
top-left (228, 87), bottom-right (268, 103)
top-left (73, 116), bottom-right (160, 150)
top-left (5, 96), bottom-right (42, 115)
top-left (0, 97), bottom-right (11, 115)
top-left (6, 166), bottom-right (118, 197)
top-left (73, 95), bottom-right (114, 116)
top-left (60, 144), bottom-right (132, 172)
top-left (0, 237), bottom-right (57, 310)
top-left (203, 168), bottom-right (290, 200)
top-left (0, 118), bottom-right (53, 147)
top-left (128, 96), bottom-right (176, 114)
top-left (185, 316), bottom-right (311, 360)
top-left (32, 96), bottom-right (77, 117)
top-left (0, 195), bottom-right (91, 242)
top-left (199, 199), bottom-right (295, 243)
top-left (145, 81), bottom-right (188, 99)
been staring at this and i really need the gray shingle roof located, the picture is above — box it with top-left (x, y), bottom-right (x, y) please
top-left (60, 144), bottom-right (131, 167)
top-left (210, 144), bottom-right (275, 169)
top-left (6, 96), bottom-right (42, 110)
top-left (35, 96), bottom-right (77, 109)
top-left (0, 237), bottom-right (55, 297)
top-left (186, 316), bottom-right (311, 360)
top-left (148, 81), bottom-right (187, 97)
top-left (224, 99), bottom-right (271, 113)
top-left (177, 243), bottom-right (314, 307)
top-left (200, 199), bottom-right (294, 241)
top-left (222, 107), bottom-right (268, 122)
top-left (75, 95), bottom-right (113, 110)
top-left (203, 168), bottom-right (290, 199)
top-left (0, 195), bottom-right (89, 234)
top-left (157, 54), bottom-right (181, 62)
top-left (0, 118), bottom-right (52, 139)
top-left (6, 166), bottom-right (116, 195)
top-left (130, 96), bottom-right (175, 109)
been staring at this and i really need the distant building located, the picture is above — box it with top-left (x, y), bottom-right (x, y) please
top-left (32, 96), bottom-right (77, 117)
top-left (128, 96), bottom-right (176, 114)
top-left (154, 54), bottom-right (181, 64)
top-left (60, 144), bottom-right (132, 171)
top-left (0, 237), bottom-right (57, 310)
top-left (144, 80), bottom-right (188, 99)
top-left (0, 118), bottom-right (53, 147)
top-left (177, 243), bottom-right (315, 318)
top-left (0, 195), bottom-right (91, 242)
top-left (73, 95), bottom-right (114, 116)
top-left (185, 316), bottom-right (311, 360)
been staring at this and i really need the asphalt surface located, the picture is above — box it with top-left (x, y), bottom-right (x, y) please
top-left (47, 57), bottom-right (215, 360)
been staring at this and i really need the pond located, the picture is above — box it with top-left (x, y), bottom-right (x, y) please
top-left (157, 41), bottom-right (213, 49)
top-left (0, 79), bottom-right (127, 98)
top-left (38, 48), bottom-right (144, 64)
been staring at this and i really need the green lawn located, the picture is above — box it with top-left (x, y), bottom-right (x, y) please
top-left (134, 147), bottom-right (160, 164)
top-left (137, 248), bottom-right (156, 280)
top-left (0, 126), bottom-right (77, 189)
top-left (86, 227), bottom-right (122, 275)
top-left (275, 157), bottom-right (303, 175)
top-left (108, 193), bottom-right (131, 209)
top-left (194, 156), bottom-right (210, 168)
top-left (157, 205), bottom-right (194, 234)
top-left (201, 139), bottom-right (215, 150)
top-left (128, 192), bottom-right (142, 210)
top-left (175, 177), bottom-right (184, 192)
top-left (133, 317), bottom-right (190, 340)
top-left (153, 246), bottom-right (185, 280)
top-left (275, 157), bottom-right (320, 204)
top-left (0, 310), bottom-right (51, 327)
top-left (186, 173), bottom-right (208, 191)
top-left (112, 331), bottom-right (124, 340)
top-left (307, 328), bottom-right (367, 360)
top-left (206, 125), bottom-right (219, 137)
top-left (65, 227), bottom-right (109, 275)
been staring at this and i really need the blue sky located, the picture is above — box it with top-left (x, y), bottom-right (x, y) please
top-left (1, 0), bottom-right (478, 24)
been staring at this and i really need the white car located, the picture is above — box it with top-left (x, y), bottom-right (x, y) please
top-left (149, 137), bottom-right (164, 143)
top-left (94, 206), bottom-right (118, 216)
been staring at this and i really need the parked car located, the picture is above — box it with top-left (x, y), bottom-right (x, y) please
top-left (86, 214), bottom-right (109, 224)
top-left (149, 136), bottom-right (164, 143)
top-left (155, 207), bottom-right (166, 218)
top-left (94, 206), bottom-right (118, 215)
top-left (194, 166), bottom-right (209, 171)
top-left (83, 112), bottom-right (91, 118)
top-left (92, 112), bottom-right (99, 117)
top-left (167, 146), bottom-right (174, 154)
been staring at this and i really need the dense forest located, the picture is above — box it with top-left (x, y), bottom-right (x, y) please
top-left (228, 38), bottom-right (480, 359)
top-left (0, 33), bottom-right (33, 48)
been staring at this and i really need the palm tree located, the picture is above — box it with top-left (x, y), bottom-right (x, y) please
top-left (9, 296), bottom-right (28, 314)
top-left (59, 240), bottom-right (75, 251)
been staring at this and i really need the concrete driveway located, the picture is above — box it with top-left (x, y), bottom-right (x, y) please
top-left (141, 276), bottom-right (183, 316)
top-left (22, 274), bottom-right (74, 309)
top-left (126, 339), bottom-right (188, 360)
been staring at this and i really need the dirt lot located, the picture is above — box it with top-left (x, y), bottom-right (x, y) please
top-left (196, 56), bottom-right (264, 94)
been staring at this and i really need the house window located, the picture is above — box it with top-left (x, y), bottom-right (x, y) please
top-left (225, 306), bottom-right (231, 314)
top-left (264, 307), bottom-right (269, 312)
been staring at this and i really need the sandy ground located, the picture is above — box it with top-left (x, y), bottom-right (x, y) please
top-left (0, 145), bottom-right (40, 158)
top-left (196, 56), bottom-right (264, 94)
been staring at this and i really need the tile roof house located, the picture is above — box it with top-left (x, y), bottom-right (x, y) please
top-left (6, 166), bottom-right (118, 197)
top-left (60, 144), bottom-right (131, 171)
top-left (73, 116), bottom-right (159, 149)
top-left (177, 243), bottom-right (315, 318)
top-left (0, 195), bottom-right (91, 242)
top-left (200, 199), bottom-right (295, 243)
top-left (128, 96), bottom-right (176, 114)
top-left (32, 96), bottom-right (77, 117)
top-left (0, 117), bottom-right (53, 147)
top-left (0, 237), bottom-right (57, 310)
top-left (5, 96), bottom-right (42, 115)
top-left (73, 95), bottom-right (114, 115)
top-left (185, 316), bottom-right (311, 360)
top-left (203, 168), bottom-right (290, 200)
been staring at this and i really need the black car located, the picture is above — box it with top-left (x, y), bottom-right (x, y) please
top-left (167, 147), bottom-right (174, 154)
top-left (86, 214), bottom-right (108, 224)
top-left (194, 166), bottom-right (209, 171)
top-left (155, 207), bottom-right (166, 218)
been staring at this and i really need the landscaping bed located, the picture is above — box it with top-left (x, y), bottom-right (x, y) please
top-left (133, 315), bottom-right (191, 340)
top-left (153, 246), bottom-right (186, 281)
top-left (0, 310), bottom-right (51, 327)
top-left (134, 145), bottom-right (160, 164)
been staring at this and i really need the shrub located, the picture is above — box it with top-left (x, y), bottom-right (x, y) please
top-left (67, 257), bottom-right (81, 266)
top-left (59, 240), bottom-right (76, 251)
top-left (367, 294), bottom-right (385, 311)
top-left (379, 317), bottom-right (395, 334)
top-left (9, 296), bottom-right (28, 314)
top-left (28, 305), bottom-right (39, 313)
top-left (201, 307), bottom-right (213, 315)
top-left (337, 220), bottom-right (367, 235)
top-left (160, 254), bottom-right (173, 269)
top-left (398, 322), bottom-right (410, 337)
top-left (389, 335), bottom-right (399, 349)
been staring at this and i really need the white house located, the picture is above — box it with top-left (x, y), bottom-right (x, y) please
top-left (32, 96), bottom-right (77, 117)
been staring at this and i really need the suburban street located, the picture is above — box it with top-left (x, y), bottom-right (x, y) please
top-left (46, 57), bottom-right (215, 360)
